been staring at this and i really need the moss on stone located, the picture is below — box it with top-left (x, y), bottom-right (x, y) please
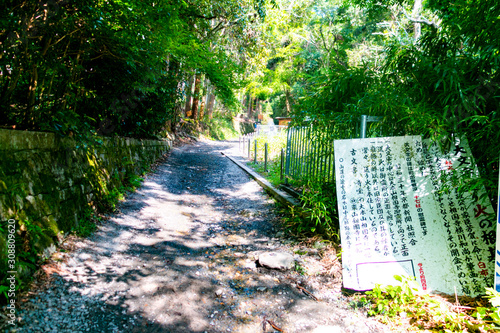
top-left (0, 129), bottom-right (172, 288)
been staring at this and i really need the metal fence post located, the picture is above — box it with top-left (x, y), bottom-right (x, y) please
top-left (248, 139), bottom-right (251, 159)
top-left (360, 114), bottom-right (368, 138)
top-left (360, 115), bottom-right (383, 139)
top-left (264, 142), bottom-right (268, 172)
top-left (280, 148), bottom-right (284, 182)
top-left (254, 140), bottom-right (258, 163)
top-left (285, 130), bottom-right (291, 184)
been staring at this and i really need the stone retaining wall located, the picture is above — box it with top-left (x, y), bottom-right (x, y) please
top-left (0, 129), bottom-right (172, 274)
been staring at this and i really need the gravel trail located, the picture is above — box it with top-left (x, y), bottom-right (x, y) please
top-left (2, 140), bottom-right (390, 333)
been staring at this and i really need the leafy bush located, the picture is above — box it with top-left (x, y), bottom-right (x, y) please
top-left (364, 275), bottom-right (496, 332)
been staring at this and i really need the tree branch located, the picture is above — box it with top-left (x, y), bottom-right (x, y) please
top-left (402, 10), bottom-right (440, 30)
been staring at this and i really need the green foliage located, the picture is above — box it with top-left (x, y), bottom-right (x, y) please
top-left (365, 275), bottom-right (495, 332)
top-left (252, 159), bottom-right (283, 186)
top-left (243, 0), bottom-right (500, 218)
top-left (365, 275), bottom-right (421, 318)
top-left (249, 131), bottom-right (287, 162)
top-left (1, 0), bottom-right (271, 140)
top-left (0, 217), bottom-right (46, 305)
top-left (299, 181), bottom-right (339, 240)
top-left (245, 130), bottom-right (287, 187)
top-left (73, 208), bottom-right (98, 238)
top-left (97, 172), bottom-right (144, 212)
top-left (126, 174), bottom-right (144, 190)
top-left (293, 261), bottom-right (307, 275)
top-left (474, 288), bottom-right (500, 328)
top-left (202, 115), bottom-right (241, 140)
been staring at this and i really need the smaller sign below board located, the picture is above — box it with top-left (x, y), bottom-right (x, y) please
top-left (334, 136), bottom-right (495, 296)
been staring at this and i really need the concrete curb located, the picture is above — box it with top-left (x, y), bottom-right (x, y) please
top-left (222, 152), bottom-right (300, 208)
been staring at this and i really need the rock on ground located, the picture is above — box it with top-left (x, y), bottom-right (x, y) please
top-left (258, 252), bottom-right (295, 270)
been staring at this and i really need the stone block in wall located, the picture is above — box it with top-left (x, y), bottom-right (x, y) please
top-left (0, 129), bottom-right (56, 150)
top-left (36, 173), bottom-right (59, 194)
top-left (23, 195), bottom-right (44, 222)
top-left (33, 194), bottom-right (53, 219)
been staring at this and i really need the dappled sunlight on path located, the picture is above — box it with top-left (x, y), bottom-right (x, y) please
top-left (5, 140), bottom-right (389, 333)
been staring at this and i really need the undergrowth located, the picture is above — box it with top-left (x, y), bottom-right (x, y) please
top-left (198, 114), bottom-right (245, 140)
top-left (298, 181), bottom-right (339, 240)
top-left (274, 180), bottom-right (340, 242)
top-left (357, 275), bottom-right (500, 332)
top-left (247, 160), bottom-right (282, 187)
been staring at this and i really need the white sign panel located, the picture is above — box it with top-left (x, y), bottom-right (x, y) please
top-left (334, 136), bottom-right (495, 296)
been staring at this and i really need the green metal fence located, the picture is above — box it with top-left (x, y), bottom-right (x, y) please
top-left (283, 115), bottom-right (382, 183)
top-left (284, 126), bottom-right (336, 183)
top-left (238, 115), bottom-right (381, 184)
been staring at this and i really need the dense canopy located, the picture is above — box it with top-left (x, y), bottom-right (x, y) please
top-left (0, 0), bottom-right (267, 139)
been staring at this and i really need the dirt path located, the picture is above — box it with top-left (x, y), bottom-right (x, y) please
top-left (2, 140), bottom-right (390, 333)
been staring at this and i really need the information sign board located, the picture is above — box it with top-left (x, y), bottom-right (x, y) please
top-left (334, 136), bottom-right (495, 296)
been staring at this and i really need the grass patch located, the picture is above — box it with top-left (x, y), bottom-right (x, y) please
top-left (247, 160), bottom-right (282, 187)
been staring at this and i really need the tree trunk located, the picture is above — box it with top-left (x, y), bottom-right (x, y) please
top-left (184, 75), bottom-right (195, 117)
top-left (205, 82), bottom-right (211, 114)
top-left (25, 64), bottom-right (38, 128)
top-left (1, 68), bottom-right (21, 107)
top-left (247, 95), bottom-right (253, 118)
top-left (205, 82), bottom-right (214, 119)
top-left (190, 74), bottom-right (201, 120)
top-left (207, 93), bottom-right (216, 119)
top-left (199, 75), bottom-right (207, 119)
top-left (285, 90), bottom-right (292, 115)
